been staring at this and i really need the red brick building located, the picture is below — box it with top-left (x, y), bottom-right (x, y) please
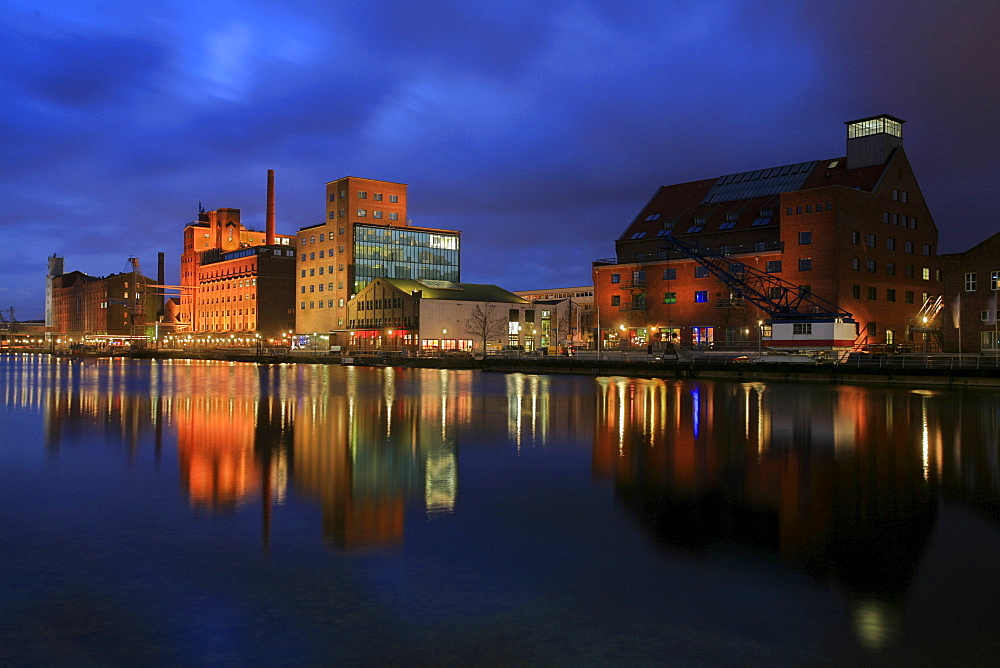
top-left (178, 172), bottom-right (298, 339)
top-left (940, 232), bottom-right (1000, 354)
top-left (593, 115), bottom-right (942, 352)
top-left (50, 266), bottom-right (159, 339)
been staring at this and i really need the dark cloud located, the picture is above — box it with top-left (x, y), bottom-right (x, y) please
top-left (3, 0), bottom-right (999, 315)
top-left (5, 32), bottom-right (165, 108)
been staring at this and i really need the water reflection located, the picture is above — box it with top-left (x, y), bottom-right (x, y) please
top-left (3, 355), bottom-right (998, 656)
top-left (595, 377), bottom-right (1000, 649)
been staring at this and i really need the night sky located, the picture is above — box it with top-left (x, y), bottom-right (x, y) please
top-left (4, 0), bottom-right (999, 321)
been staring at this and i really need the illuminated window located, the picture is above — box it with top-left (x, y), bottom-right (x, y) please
top-left (694, 291), bottom-right (709, 303)
top-left (922, 267), bottom-right (931, 280)
top-left (663, 291), bottom-right (677, 304)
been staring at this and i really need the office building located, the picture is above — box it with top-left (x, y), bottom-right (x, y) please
top-left (295, 177), bottom-right (460, 347)
top-left (345, 278), bottom-right (533, 352)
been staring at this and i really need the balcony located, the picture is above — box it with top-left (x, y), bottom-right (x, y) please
top-left (619, 302), bottom-right (647, 313)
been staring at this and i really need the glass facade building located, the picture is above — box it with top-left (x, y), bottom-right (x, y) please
top-left (353, 224), bottom-right (460, 293)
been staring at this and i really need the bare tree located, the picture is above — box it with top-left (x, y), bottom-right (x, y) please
top-left (464, 303), bottom-right (506, 352)
top-left (555, 300), bottom-right (579, 346)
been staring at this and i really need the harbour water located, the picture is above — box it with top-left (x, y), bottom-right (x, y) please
top-left (1, 354), bottom-right (998, 665)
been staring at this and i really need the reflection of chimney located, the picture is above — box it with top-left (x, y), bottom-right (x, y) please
top-left (266, 169), bottom-right (276, 245)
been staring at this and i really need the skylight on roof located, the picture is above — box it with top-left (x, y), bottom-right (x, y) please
top-left (417, 279), bottom-right (462, 290)
top-left (701, 161), bottom-right (817, 205)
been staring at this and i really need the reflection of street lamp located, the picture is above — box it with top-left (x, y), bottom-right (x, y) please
top-left (758, 320), bottom-right (763, 354)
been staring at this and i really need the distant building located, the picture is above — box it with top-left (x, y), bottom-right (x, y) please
top-left (178, 171), bottom-right (297, 339)
top-left (514, 286), bottom-right (594, 347)
top-left (940, 232), bottom-right (1000, 354)
top-left (345, 278), bottom-right (534, 352)
top-left (593, 114), bottom-right (942, 351)
top-left (295, 177), bottom-right (461, 347)
top-left (49, 263), bottom-right (159, 340)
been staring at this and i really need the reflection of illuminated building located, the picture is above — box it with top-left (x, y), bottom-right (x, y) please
top-left (592, 378), bottom-right (999, 651)
top-left (292, 366), bottom-right (468, 549)
top-left (175, 393), bottom-right (261, 509)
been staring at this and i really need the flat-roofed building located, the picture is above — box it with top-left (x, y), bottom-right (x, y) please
top-left (295, 177), bottom-right (461, 347)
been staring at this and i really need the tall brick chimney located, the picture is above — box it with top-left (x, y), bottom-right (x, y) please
top-left (266, 169), bottom-right (276, 245)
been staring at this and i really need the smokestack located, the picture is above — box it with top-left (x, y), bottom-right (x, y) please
top-left (157, 252), bottom-right (165, 316)
top-left (266, 169), bottom-right (276, 245)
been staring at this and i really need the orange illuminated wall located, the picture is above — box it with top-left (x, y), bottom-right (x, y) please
top-left (175, 393), bottom-right (261, 508)
top-left (179, 207), bottom-right (296, 336)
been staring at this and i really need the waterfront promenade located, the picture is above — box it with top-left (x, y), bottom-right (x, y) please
top-left (4, 347), bottom-right (998, 388)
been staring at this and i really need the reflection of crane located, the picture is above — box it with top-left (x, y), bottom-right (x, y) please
top-left (661, 236), bottom-right (857, 351)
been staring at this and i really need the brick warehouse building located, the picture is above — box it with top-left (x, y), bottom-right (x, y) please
top-left (593, 114), bottom-right (943, 352)
top-left (178, 171), bottom-right (297, 339)
top-left (940, 231), bottom-right (1000, 354)
top-left (49, 262), bottom-right (159, 340)
top-left (295, 176), bottom-right (461, 348)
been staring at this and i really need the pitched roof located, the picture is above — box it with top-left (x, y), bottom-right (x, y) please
top-left (380, 278), bottom-right (529, 304)
top-left (618, 152), bottom-right (892, 242)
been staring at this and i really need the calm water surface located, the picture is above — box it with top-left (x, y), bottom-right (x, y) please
top-left (1, 354), bottom-right (998, 665)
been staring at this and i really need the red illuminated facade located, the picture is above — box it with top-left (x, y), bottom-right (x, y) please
top-left (593, 115), bottom-right (942, 351)
top-left (179, 180), bottom-right (298, 339)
